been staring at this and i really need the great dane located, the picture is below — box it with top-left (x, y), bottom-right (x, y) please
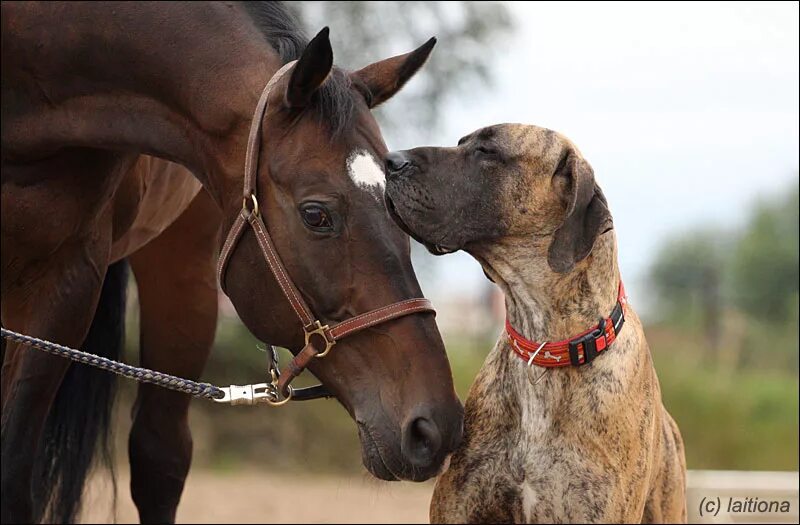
top-left (383, 123), bottom-right (687, 523)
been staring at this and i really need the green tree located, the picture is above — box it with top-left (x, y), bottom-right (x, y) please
top-left (648, 180), bottom-right (799, 370)
top-left (649, 229), bottom-right (734, 356)
top-left (730, 183), bottom-right (799, 324)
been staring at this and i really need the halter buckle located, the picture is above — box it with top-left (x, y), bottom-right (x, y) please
top-left (305, 320), bottom-right (335, 358)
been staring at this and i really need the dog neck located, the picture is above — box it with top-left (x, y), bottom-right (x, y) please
top-left (464, 231), bottom-right (636, 446)
top-left (471, 231), bottom-right (621, 344)
top-left (457, 230), bottom-right (658, 506)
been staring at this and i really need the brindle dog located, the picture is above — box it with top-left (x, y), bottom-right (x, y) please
top-left (384, 123), bottom-right (686, 523)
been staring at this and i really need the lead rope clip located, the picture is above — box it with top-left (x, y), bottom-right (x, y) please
top-left (213, 344), bottom-right (293, 406)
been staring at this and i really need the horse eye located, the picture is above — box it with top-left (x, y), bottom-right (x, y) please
top-left (300, 204), bottom-right (333, 231)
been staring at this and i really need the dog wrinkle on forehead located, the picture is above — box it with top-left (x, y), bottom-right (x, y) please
top-left (347, 150), bottom-right (385, 193)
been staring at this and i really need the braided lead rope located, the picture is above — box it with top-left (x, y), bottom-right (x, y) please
top-left (1, 328), bottom-right (224, 400)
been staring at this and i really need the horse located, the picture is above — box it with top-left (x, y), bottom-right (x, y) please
top-left (1, 2), bottom-right (464, 523)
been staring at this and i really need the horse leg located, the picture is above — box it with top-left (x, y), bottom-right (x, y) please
top-left (1, 244), bottom-right (111, 523)
top-left (127, 191), bottom-right (220, 524)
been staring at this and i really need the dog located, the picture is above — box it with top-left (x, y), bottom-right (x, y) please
top-left (383, 123), bottom-right (686, 523)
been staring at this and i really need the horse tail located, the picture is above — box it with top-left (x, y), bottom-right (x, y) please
top-left (34, 259), bottom-right (129, 523)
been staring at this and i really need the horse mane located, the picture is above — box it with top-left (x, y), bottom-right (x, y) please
top-left (240, 1), bottom-right (356, 137)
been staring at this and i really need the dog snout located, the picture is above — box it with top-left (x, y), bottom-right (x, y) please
top-left (385, 151), bottom-right (410, 177)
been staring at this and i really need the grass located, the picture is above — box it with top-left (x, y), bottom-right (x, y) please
top-left (649, 328), bottom-right (799, 471)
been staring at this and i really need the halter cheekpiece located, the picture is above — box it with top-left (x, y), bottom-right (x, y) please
top-left (215, 61), bottom-right (436, 404)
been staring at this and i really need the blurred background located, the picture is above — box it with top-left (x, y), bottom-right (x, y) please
top-left (96, 1), bottom-right (798, 522)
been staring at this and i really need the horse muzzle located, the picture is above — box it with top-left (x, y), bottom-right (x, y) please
top-left (356, 401), bottom-right (464, 482)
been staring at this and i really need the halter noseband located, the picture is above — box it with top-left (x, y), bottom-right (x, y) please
top-left (216, 61), bottom-right (435, 403)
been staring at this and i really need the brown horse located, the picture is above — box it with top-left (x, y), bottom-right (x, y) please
top-left (1, 2), bottom-right (463, 523)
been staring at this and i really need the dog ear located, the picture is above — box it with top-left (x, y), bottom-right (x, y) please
top-left (351, 37), bottom-right (436, 108)
top-left (547, 152), bottom-right (613, 273)
top-left (285, 27), bottom-right (333, 108)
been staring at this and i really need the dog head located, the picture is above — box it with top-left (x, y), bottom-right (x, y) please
top-left (384, 123), bottom-right (612, 273)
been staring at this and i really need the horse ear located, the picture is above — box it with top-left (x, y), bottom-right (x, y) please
top-left (547, 152), bottom-right (613, 273)
top-left (351, 37), bottom-right (436, 108)
top-left (285, 27), bottom-right (333, 108)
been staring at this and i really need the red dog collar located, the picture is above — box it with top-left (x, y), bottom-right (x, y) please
top-left (506, 283), bottom-right (627, 368)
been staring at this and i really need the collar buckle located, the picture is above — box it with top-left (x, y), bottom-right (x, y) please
top-left (568, 317), bottom-right (606, 366)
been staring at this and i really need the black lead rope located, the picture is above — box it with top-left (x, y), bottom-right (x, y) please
top-left (0, 327), bottom-right (332, 405)
top-left (1, 327), bottom-right (224, 399)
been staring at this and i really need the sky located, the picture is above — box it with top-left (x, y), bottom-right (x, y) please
top-left (394, 1), bottom-right (800, 319)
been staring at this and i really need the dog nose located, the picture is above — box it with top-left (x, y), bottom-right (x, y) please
top-left (385, 151), bottom-right (410, 175)
top-left (401, 409), bottom-right (444, 469)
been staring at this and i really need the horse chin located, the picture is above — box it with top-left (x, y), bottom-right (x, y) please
top-left (357, 422), bottom-right (400, 481)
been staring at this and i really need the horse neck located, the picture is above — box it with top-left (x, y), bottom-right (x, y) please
top-left (2, 2), bottom-right (281, 209)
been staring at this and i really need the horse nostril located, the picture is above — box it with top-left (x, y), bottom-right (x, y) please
top-left (402, 416), bottom-right (443, 468)
top-left (385, 152), bottom-right (410, 175)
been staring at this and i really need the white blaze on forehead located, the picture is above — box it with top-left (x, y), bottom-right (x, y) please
top-left (347, 150), bottom-right (385, 192)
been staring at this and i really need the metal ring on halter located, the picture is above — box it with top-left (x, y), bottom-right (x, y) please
top-left (266, 385), bottom-right (293, 406)
top-left (243, 193), bottom-right (260, 216)
top-left (305, 320), bottom-right (336, 358)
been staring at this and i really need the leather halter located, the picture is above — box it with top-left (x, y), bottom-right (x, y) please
top-left (217, 61), bottom-right (435, 401)
top-left (507, 282), bottom-right (627, 368)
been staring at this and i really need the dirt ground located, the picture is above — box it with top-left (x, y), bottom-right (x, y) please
top-left (82, 469), bottom-right (434, 524)
top-left (78, 468), bottom-right (800, 524)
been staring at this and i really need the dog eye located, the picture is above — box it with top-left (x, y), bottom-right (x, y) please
top-left (299, 203), bottom-right (334, 232)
